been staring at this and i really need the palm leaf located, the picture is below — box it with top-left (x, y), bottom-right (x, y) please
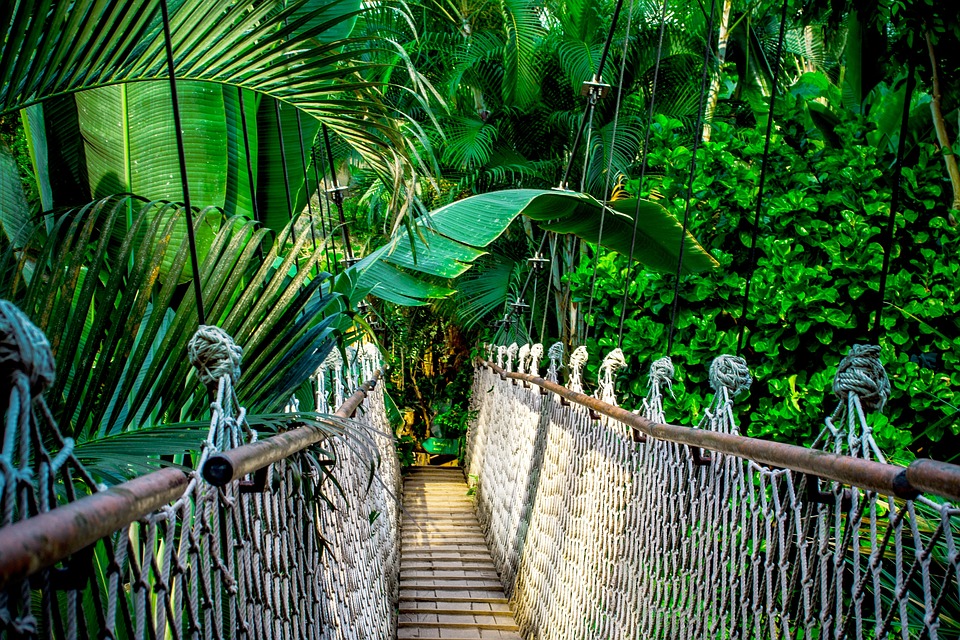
top-left (0, 195), bottom-right (351, 445)
top-left (356, 187), bottom-right (718, 306)
top-left (0, 0), bottom-right (431, 211)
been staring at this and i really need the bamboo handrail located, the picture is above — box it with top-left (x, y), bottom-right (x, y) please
top-left (481, 360), bottom-right (960, 503)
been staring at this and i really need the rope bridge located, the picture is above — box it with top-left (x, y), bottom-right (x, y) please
top-left (469, 342), bottom-right (960, 640)
top-left (0, 302), bottom-right (400, 639)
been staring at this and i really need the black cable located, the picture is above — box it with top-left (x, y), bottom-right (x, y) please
top-left (614, 0), bottom-right (671, 348)
top-left (584, 0), bottom-right (636, 341)
top-left (295, 110), bottom-right (320, 257)
top-left (873, 64), bottom-right (916, 341)
top-left (559, 0), bottom-right (626, 190)
top-left (735, 0), bottom-right (790, 355)
top-left (664, 0), bottom-right (719, 356)
top-left (236, 88), bottom-right (264, 263)
top-left (159, 0), bottom-right (205, 325)
top-left (323, 123), bottom-right (355, 263)
top-left (310, 144), bottom-right (337, 275)
top-left (275, 101), bottom-right (297, 240)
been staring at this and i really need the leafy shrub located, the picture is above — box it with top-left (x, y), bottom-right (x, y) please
top-left (570, 102), bottom-right (960, 464)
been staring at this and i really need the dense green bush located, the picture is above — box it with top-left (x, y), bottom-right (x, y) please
top-left (571, 100), bottom-right (960, 464)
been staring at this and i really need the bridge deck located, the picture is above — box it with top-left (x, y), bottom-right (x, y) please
top-left (398, 467), bottom-right (521, 639)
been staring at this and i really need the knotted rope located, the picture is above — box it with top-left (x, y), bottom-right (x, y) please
top-left (833, 344), bottom-right (890, 413)
top-left (568, 346), bottom-right (588, 393)
top-left (506, 343), bottom-right (519, 373)
top-left (709, 354), bottom-right (751, 397)
top-left (0, 301), bottom-right (55, 395)
top-left (530, 344), bottom-right (544, 377)
top-left (546, 343), bottom-right (564, 383)
top-left (596, 348), bottom-right (626, 406)
top-left (518, 344), bottom-right (531, 376)
top-left (187, 325), bottom-right (243, 388)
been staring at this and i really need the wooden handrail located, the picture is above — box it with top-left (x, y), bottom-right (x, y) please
top-left (481, 360), bottom-right (960, 503)
top-left (0, 373), bottom-right (380, 589)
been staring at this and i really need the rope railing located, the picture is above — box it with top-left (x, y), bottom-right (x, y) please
top-left (469, 342), bottom-right (960, 640)
top-left (479, 358), bottom-right (959, 503)
top-left (0, 376), bottom-right (382, 592)
top-left (0, 302), bottom-right (400, 640)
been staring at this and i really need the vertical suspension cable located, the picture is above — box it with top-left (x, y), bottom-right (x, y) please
top-left (295, 110), bottom-right (320, 258)
top-left (559, 0), bottom-right (626, 190)
top-left (275, 101), bottom-right (297, 240)
top-left (511, 0), bottom-right (627, 334)
top-left (873, 63), bottom-right (916, 341)
top-left (322, 124), bottom-right (355, 263)
top-left (236, 88), bottom-right (264, 263)
top-left (613, 0), bottom-right (671, 348)
top-left (159, 0), bottom-right (205, 325)
top-left (584, 0), bottom-right (636, 339)
top-left (237, 88), bottom-right (261, 226)
top-left (663, 0), bottom-right (718, 355)
top-left (735, 0), bottom-right (790, 354)
top-left (310, 144), bottom-right (337, 275)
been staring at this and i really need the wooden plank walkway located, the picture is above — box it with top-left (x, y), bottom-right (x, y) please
top-left (398, 467), bottom-right (522, 639)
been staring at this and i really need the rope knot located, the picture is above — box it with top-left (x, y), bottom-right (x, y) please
top-left (530, 343), bottom-right (544, 376)
top-left (506, 342), bottom-right (519, 372)
top-left (0, 300), bottom-right (55, 395)
top-left (568, 346), bottom-right (589, 392)
top-left (518, 344), bottom-right (531, 374)
top-left (188, 325), bottom-right (242, 388)
top-left (599, 348), bottom-right (626, 381)
top-left (709, 355), bottom-right (751, 396)
top-left (649, 356), bottom-right (674, 386)
top-left (833, 344), bottom-right (889, 412)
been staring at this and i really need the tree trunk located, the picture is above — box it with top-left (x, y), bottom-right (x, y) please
top-left (925, 30), bottom-right (960, 225)
top-left (702, 0), bottom-right (734, 142)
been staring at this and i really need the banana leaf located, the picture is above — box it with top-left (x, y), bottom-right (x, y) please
top-left (356, 188), bottom-right (718, 305)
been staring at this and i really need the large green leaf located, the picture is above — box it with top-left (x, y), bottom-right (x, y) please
top-left (0, 146), bottom-right (31, 244)
top-left (75, 81), bottom-right (228, 205)
top-left (257, 97), bottom-right (322, 233)
top-left (0, 0), bottom-right (431, 215)
top-left (356, 188), bottom-right (718, 306)
top-left (0, 195), bottom-right (352, 445)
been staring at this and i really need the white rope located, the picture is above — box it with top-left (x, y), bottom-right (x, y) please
top-left (467, 342), bottom-right (960, 640)
top-left (0, 299), bottom-right (399, 640)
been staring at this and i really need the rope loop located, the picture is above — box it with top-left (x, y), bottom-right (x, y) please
top-left (188, 325), bottom-right (243, 388)
top-left (530, 343), bottom-right (544, 377)
top-left (546, 342), bottom-right (564, 382)
top-left (833, 344), bottom-right (890, 412)
top-left (709, 355), bottom-right (751, 397)
top-left (0, 300), bottom-right (55, 395)
top-left (568, 346), bottom-right (589, 392)
top-left (649, 356), bottom-right (674, 386)
top-left (506, 343), bottom-right (519, 373)
top-left (518, 344), bottom-right (531, 375)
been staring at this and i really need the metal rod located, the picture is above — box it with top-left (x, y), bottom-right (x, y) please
top-left (322, 124), bottom-right (354, 262)
top-left (0, 468), bottom-right (188, 590)
top-left (159, 0), bottom-right (205, 325)
top-left (203, 371), bottom-right (381, 486)
top-left (480, 360), bottom-right (960, 502)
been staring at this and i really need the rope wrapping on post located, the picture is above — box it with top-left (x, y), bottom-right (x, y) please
top-left (468, 341), bottom-right (960, 639)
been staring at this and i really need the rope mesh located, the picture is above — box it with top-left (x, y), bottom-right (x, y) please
top-left (0, 301), bottom-right (399, 640)
top-left (468, 342), bottom-right (960, 640)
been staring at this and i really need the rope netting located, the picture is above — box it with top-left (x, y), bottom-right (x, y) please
top-left (0, 301), bottom-right (399, 640)
top-left (469, 342), bottom-right (960, 639)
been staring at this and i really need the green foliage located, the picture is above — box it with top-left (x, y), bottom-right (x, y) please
top-left (572, 102), bottom-right (960, 462)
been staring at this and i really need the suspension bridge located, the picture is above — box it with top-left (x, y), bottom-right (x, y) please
top-left (1, 298), bottom-right (959, 639)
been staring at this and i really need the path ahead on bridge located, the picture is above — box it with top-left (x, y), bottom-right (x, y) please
top-left (398, 467), bottom-right (521, 639)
